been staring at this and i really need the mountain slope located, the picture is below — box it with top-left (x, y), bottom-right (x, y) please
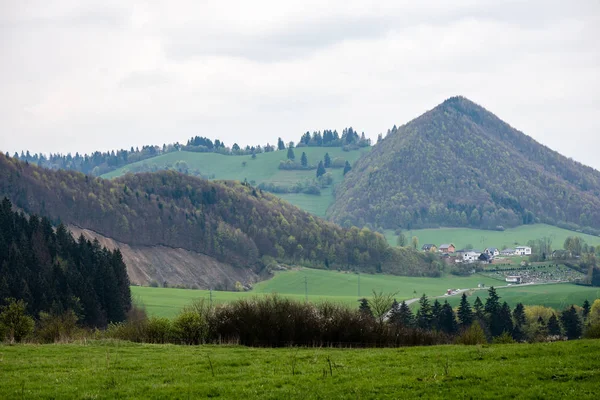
top-left (329, 96), bottom-right (600, 233)
top-left (0, 154), bottom-right (440, 287)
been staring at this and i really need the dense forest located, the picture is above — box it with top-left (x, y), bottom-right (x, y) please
top-left (0, 154), bottom-right (440, 276)
top-left (330, 97), bottom-right (600, 234)
top-left (0, 198), bottom-right (131, 327)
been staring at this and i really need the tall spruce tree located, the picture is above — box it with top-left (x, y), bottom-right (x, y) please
top-left (547, 314), bottom-right (562, 336)
top-left (287, 146), bottom-right (295, 160)
top-left (582, 299), bottom-right (591, 320)
top-left (498, 302), bottom-right (514, 337)
top-left (457, 293), bottom-right (473, 328)
top-left (473, 296), bottom-right (484, 320)
top-left (301, 152), bottom-right (308, 167)
top-left (343, 161), bottom-right (352, 175)
top-left (512, 303), bottom-right (526, 341)
top-left (277, 137), bottom-right (285, 151)
top-left (416, 294), bottom-right (433, 330)
top-left (560, 306), bottom-right (582, 340)
top-left (397, 301), bottom-right (414, 328)
top-left (359, 298), bottom-right (373, 318)
top-left (485, 287), bottom-right (504, 337)
top-left (324, 153), bottom-right (331, 168)
top-left (431, 299), bottom-right (442, 331)
top-left (439, 301), bottom-right (458, 335)
top-left (316, 161), bottom-right (326, 178)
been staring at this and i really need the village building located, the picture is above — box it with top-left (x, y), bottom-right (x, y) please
top-left (421, 244), bottom-right (437, 252)
top-left (500, 248), bottom-right (515, 256)
top-left (515, 246), bottom-right (532, 256)
top-left (438, 243), bottom-right (456, 253)
top-left (485, 247), bottom-right (499, 257)
top-left (505, 276), bottom-right (522, 284)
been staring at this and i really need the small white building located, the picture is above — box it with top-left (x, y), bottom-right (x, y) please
top-left (462, 251), bottom-right (480, 263)
top-left (506, 276), bottom-right (522, 284)
top-left (500, 248), bottom-right (515, 256)
top-left (485, 247), bottom-right (500, 257)
top-left (515, 246), bottom-right (532, 256)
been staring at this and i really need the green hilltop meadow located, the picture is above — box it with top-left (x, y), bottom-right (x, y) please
top-left (102, 147), bottom-right (370, 217)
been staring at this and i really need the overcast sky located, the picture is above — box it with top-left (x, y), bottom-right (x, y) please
top-left (1, 1), bottom-right (599, 169)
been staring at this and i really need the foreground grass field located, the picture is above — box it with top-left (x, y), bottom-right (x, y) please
top-left (385, 224), bottom-right (600, 250)
top-left (131, 268), bottom-right (599, 318)
top-left (1, 340), bottom-right (599, 399)
top-left (102, 147), bottom-right (369, 217)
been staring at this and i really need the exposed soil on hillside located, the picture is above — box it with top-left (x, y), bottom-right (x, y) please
top-left (68, 226), bottom-right (262, 289)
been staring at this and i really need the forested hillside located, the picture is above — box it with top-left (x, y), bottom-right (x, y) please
top-left (0, 154), bottom-right (440, 277)
top-left (329, 97), bottom-right (600, 234)
top-left (0, 198), bottom-right (131, 327)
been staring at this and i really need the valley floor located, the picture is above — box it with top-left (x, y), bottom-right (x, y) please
top-left (1, 340), bottom-right (599, 399)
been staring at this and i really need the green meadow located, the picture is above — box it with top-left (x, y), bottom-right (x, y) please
top-left (386, 224), bottom-right (600, 250)
top-left (445, 283), bottom-right (600, 310)
top-left (2, 340), bottom-right (599, 399)
top-left (102, 147), bottom-right (369, 217)
top-left (131, 268), bottom-right (599, 318)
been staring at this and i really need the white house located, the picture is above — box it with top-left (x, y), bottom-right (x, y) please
top-left (462, 251), bottom-right (480, 263)
top-left (515, 246), bottom-right (532, 256)
top-left (485, 247), bottom-right (500, 257)
top-left (505, 276), bottom-right (522, 284)
top-left (500, 248), bottom-right (515, 256)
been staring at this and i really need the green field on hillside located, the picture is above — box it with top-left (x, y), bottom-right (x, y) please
top-left (131, 268), bottom-right (599, 318)
top-left (132, 270), bottom-right (504, 317)
top-left (445, 283), bottom-right (600, 310)
top-left (102, 147), bottom-right (369, 217)
top-left (386, 224), bottom-right (600, 250)
top-left (2, 340), bottom-right (599, 399)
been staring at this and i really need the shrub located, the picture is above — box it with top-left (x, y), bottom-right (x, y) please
top-left (0, 298), bottom-right (35, 343)
top-left (455, 322), bottom-right (487, 345)
top-left (145, 317), bottom-right (174, 344)
top-left (104, 306), bottom-right (149, 342)
top-left (173, 311), bottom-right (207, 345)
top-left (37, 311), bottom-right (79, 343)
top-left (492, 331), bottom-right (516, 344)
top-left (583, 322), bottom-right (600, 339)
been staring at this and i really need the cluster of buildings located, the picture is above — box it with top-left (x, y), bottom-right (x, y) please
top-left (421, 243), bottom-right (532, 264)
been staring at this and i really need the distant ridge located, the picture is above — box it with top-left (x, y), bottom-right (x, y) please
top-left (328, 96), bottom-right (600, 234)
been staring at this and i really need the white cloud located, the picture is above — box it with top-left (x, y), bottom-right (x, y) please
top-left (0, 0), bottom-right (598, 169)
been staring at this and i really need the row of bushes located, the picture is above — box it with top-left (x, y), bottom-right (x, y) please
top-left (3, 295), bottom-right (600, 346)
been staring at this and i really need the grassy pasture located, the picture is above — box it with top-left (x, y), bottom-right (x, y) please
top-left (386, 224), bottom-right (600, 250)
top-left (1, 340), bottom-right (599, 399)
top-left (102, 147), bottom-right (369, 218)
top-left (131, 270), bottom-right (504, 317)
top-left (131, 268), bottom-right (599, 318)
top-left (445, 283), bottom-right (600, 310)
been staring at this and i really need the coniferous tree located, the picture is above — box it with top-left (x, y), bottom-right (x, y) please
top-left (498, 302), bottom-right (514, 337)
top-left (560, 306), bottom-right (582, 340)
top-left (485, 287), bottom-right (504, 337)
top-left (439, 301), bottom-right (458, 335)
top-left (277, 137), bottom-right (285, 151)
top-left (359, 298), bottom-right (373, 318)
top-left (457, 293), bottom-right (473, 328)
top-left (473, 296), bottom-right (484, 320)
top-left (431, 299), bottom-right (442, 330)
top-left (343, 161), bottom-right (352, 175)
top-left (582, 299), bottom-right (591, 321)
top-left (287, 146), bottom-right (295, 160)
top-left (547, 314), bottom-right (562, 336)
top-left (397, 301), bottom-right (414, 328)
top-left (324, 153), bottom-right (331, 168)
top-left (512, 303), bottom-right (526, 341)
top-left (388, 299), bottom-right (401, 326)
top-left (416, 294), bottom-right (433, 330)
top-left (301, 152), bottom-right (308, 167)
top-left (316, 161), bottom-right (326, 178)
